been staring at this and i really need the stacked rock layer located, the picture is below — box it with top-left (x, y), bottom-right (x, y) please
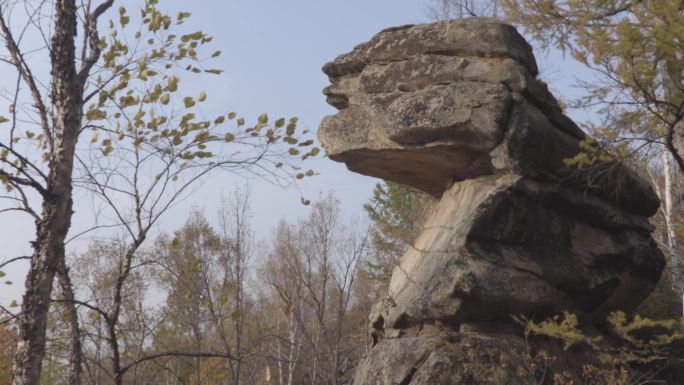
top-left (318, 18), bottom-right (665, 385)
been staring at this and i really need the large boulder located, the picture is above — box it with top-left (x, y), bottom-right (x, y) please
top-left (318, 18), bottom-right (667, 385)
top-left (319, 18), bottom-right (658, 216)
top-left (375, 175), bottom-right (662, 332)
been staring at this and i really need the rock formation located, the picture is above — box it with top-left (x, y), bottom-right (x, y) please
top-left (318, 18), bottom-right (667, 384)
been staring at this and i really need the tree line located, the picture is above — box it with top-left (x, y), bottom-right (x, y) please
top-left (2, 189), bottom-right (384, 385)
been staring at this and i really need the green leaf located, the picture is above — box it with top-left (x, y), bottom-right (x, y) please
top-left (180, 113), bottom-right (195, 125)
top-left (181, 31), bottom-right (204, 42)
top-left (184, 97), bottom-right (196, 108)
top-left (177, 11), bottom-right (192, 20)
top-left (86, 109), bottom-right (107, 121)
top-left (167, 76), bottom-right (180, 92)
top-left (194, 131), bottom-right (209, 142)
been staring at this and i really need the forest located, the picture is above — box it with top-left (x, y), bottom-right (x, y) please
top-left (1, 0), bottom-right (684, 384)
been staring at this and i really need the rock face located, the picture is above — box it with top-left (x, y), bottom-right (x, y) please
top-left (318, 18), bottom-right (667, 385)
top-left (319, 18), bottom-right (657, 216)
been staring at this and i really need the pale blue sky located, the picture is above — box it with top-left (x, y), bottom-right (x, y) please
top-left (0, 0), bottom-right (594, 304)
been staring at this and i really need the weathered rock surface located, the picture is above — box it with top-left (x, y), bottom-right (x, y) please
top-left (353, 333), bottom-right (536, 385)
top-left (318, 18), bottom-right (667, 385)
top-left (319, 18), bottom-right (657, 216)
top-left (376, 174), bottom-right (661, 333)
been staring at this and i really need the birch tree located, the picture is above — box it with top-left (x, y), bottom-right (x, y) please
top-left (264, 195), bottom-right (368, 385)
top-left (0, 1), bottom-right (315, 385)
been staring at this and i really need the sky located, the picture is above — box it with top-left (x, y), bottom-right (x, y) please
top-left (0, 0), bottom-right (595, 305)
